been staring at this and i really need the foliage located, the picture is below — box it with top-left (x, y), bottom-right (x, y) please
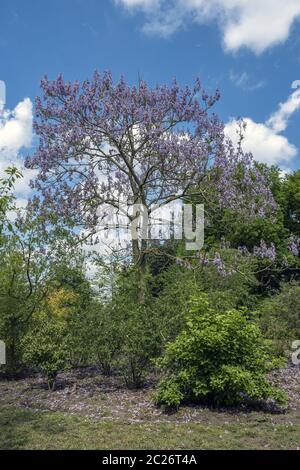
top-left (0, 212), bottom-right (91, 376)
top-left (22, 316), bottom-right (69, 390)
top-left (0, 213), bottom-right (49, 375)
top-left (152, 252), bottom-right (258, 344)
top-left (194, 165), bottom-right (300, 292)
top-left (0, 167), bottom-right (22, 237)
top-left (83, 303), bottom-right (120, 375)
top-left (258, 282), bottom-right (300, 355)
top-left (63, 295), bottom-right (122, 375)
top-left (155, 294), bottom-right (286, 409)
top-left (281, 170), bottom-right (300, 235)
top-left (111, 269), bottom-right (162, 388)
top-left (45, 262), bottom-right (97, 367)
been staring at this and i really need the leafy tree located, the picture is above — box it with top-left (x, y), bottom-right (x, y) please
top-left (0, 212), bottom-right (50, 374)
top-left (26, 72), bottom-right (274, 302)
top-left (155, 294), bottom-right (286, 409)
top-left (0, 201), bottom-right (84, 375)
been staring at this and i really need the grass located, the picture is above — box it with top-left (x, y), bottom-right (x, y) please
top-left (1, 405), bottom-right (300, 450)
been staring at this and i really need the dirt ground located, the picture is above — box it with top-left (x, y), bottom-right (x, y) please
top-left (1, 365), bottom-right (300, 426)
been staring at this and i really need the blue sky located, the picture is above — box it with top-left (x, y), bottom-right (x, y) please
top-left (0, 0), bottom-right (300, 204)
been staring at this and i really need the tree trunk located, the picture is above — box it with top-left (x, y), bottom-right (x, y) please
top-left (47, 372), bottom-right (57, 391)
top-left (132, 239), bottom-right (147, 304)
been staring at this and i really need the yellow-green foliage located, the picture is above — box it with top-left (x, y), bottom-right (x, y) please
top-left (155, 294), bottom-right (287, 409)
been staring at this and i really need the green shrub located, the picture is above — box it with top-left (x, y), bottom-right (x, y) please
top-left (258, 282), bottom-right (300, 355)
top-left (155, 294), bottom-right (286, 409)
top-left (82, 303), bottom-right (121, 376)
top-left (101, 269), bottom-right (162, 388)
top-left (115, 303), bottom-right (161, 388)
top-left (22, 317), bottom-right (69, 391)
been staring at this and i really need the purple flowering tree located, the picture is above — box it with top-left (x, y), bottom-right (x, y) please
top-left (26, 72), bottom-right (274, 299)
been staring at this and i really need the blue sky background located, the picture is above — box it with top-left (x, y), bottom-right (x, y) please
top-left (0, 0), bottom-right (300, 200)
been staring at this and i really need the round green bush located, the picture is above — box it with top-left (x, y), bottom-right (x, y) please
top-left (155, 294), bottom-right (286, 409)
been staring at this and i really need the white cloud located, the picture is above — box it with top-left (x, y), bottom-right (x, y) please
top-left (117, 0), bottom-right (159, 8)
top-left (115, 0), bottom-right (300, 54)
top-left (225, 82), bottom-right (300, 167)
top-left (0, 98), bottom-right (32, 156)
top-left (225, 118), bottom-right (297, 165)
top-left (229, 70), bottom-right (265, 91)
top-left (0, 97), bottom-right (35, 204)
top-left (292, 80), bottom-right (300, 89)
top-left (266, 85), bottom-right (300, 132)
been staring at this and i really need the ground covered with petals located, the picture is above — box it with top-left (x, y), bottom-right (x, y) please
top-left (1, 365), bottom-right (300, 449)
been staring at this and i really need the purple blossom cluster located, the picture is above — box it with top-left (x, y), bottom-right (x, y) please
top-left (288, 235), bottom-right (300, 257)
top-left (212, 252), bottom-right (227, 277)
top-left (196, 251), bottom-right (236, 277)
top-left (253, 240), bottom-right (276, 262)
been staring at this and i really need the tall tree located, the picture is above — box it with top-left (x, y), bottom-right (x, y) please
top-left (26, 72), bottom-right (274, 299)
